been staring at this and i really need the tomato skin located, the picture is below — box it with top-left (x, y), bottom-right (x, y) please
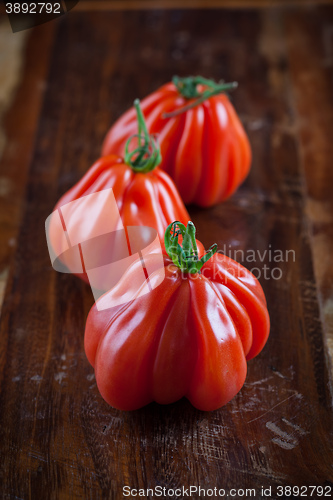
top-left (102, 82), bottom-right (251, 207)
top-left (84, 252), bottom-right (270, 412)
top-left (47, 154), bottom-right (199, 286)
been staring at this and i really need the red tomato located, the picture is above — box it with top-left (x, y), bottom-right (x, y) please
top-left (84, 222), bottom-right (270, 411)
top-left (102, 76), bottom-right (252, 207)
top-left (47, 102), bottom-right (203, 288)
top-left (47, 154), bottom-right (195, 286)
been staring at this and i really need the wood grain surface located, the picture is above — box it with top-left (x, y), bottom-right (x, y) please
top-left (0, 4), bottom-right (332, 498)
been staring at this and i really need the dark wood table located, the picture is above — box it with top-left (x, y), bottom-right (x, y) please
top-left (0, 1), bottom-right (333, 497)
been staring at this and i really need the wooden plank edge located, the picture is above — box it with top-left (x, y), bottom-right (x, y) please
top-left (284, 8), bottom-right (333, 381)
top-left (0, 22), bottom-right (56, 315)
top-left (73, 0), bottom-right (333, 11)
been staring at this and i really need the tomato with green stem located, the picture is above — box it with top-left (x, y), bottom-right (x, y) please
top-left (84, 221), bottom-right (270, 411)
top-left (102, 76), bottom-right (251, 207)
top-left (47, 100), bottom-right (202, 287)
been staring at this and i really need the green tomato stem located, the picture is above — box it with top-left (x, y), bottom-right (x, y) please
top-left (162, 76), bottom-right (238, 119)
top-left (124, 99), bottom-right (162, 173)
top-left (164, 221), bottom-right (217, 274)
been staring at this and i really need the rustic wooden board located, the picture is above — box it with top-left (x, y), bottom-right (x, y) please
top-left (0, 6), bottom-right (332, 498)
top-left (0, 20), bottom-right (55, 310)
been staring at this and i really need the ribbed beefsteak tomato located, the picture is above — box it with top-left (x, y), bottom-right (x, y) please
top-left (102, 76), bottom-right (252, 207)
top-left (47, 101), bottom-right (202, 287)
top-left (84, 221), bottom-right (270, 411)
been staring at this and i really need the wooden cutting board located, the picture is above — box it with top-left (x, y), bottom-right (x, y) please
top-left (0, 4), bottom-right (332, 497)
